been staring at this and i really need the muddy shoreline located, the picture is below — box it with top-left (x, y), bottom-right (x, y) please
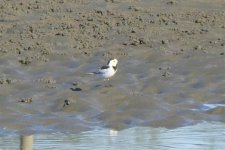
top-left (0, 0), bottom-right (225, 134)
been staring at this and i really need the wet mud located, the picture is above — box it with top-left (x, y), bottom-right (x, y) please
top-left (0, 0), bottom-right (225, 133)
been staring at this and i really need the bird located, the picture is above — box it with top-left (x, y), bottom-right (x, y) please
top-left (88, 58), bottom-right (118, 80)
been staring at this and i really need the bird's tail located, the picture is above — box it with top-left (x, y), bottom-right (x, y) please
top-left (86, 71), bottom-right (101, 75)
top-left (86, 72), bottom-right (95, 75)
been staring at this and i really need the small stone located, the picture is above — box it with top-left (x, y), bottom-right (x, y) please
top-left (72, 82), bottom-right (78, 86)
top-left (162, 71), bottom-right (173, 77)
top-left (166, 1), bottom-right (175, 5)
top-left (19, 57), bottom-right (31, 65)
top-left (18, 98), bottom-right (33, 103)
top-left (200, 28), bottom-right (209, 33)
top-left (130, 40), bottom-right (139, 46)
top-left (0, 79), bottom-right (5, 84)
top-left (63, 98), bottom-right (76, 108)
top-left (0, 49), bottom-right (8, 53)
top-left (122, 42), bottom-right (128, 46)
top-left (194, 45), bottom-right (202, 50)
top-left (220, 52), bottom-right (224, 55)
top-left (55, 32), bottom-right (65, 36)
top-left (161, 40), bottom-right (169, 45)
top-left (87, 18), bottom-right (93, 21)
top-left (64, 99), bottom-right (70, 106)
top-left (6, 79), bottom-right (12, 84)
top-left (139, 38), bottom-right (146, 44)
top-left (195, 19), bottom-right (201, 23)
top-left (104, 84), bottom-right (113, 88)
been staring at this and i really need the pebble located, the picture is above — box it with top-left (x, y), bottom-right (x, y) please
top-left (64, 99), bottom-right (71, 106)
top-left (162, 71), bottom-right (173, 77)
top-left (0, 78), bottom-right (17, 84)
top-left (161, 40), bottom-right (169, 45)
top-left (18, 98), bottom-right (33, 103)
top-left (63, 98), bottom-right (76, 108)
top-left (194, 45), bottom-right (202, 50)
top-left (19, 57), bottom-right (32, 65)
top-left (166, 0), bottom-right (176, 5)
top-left (72, 82), bottom-right (78, 86)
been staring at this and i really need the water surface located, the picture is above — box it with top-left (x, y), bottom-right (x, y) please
top-left (0, 122), bottom-right (225, 150)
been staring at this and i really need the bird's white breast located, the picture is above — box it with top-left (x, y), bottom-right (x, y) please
top-left (99, 67), bottom-right (116, 78)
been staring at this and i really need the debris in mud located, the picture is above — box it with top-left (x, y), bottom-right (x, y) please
top-left (194, 45), bottom-right (202, 50)
top-left (159, 66), bottom-right (173, 77)
top-left (158, 66), bottom-right (171, 70)
top-left (166, 0), bottom-right (176, 5)
top-left (70, 87), bottom-right (82, 91)
top-left (161, 40), bottom-right (169, 45)
top-left (45, 85), bottom-right (57, 89)
top-left (63, 98), bottom-right (76, 108)
top-left (18, 98), bottom-right (33, 103)
top-left (71, 82), bottom-right (82, 91)
top-left (35, 77), bottom-right (56, 84)
top-left (162, 71), bottom-right (173, 77)
top-left (19, 57), bottom-right (32, 65)
top-left (72, 82), bottom-right (78, 86)
top-left (104, 84), bottom-right (113, 88)
top-left (34, 77), bottom-right (57, 88)
top-left (0, 78), bottom-right (17, 85)
top-left (0, 48), bottom-right (8, 53)
top-left (122, 42), bottom-right (128, 46)
top-left (55, 32), bottom-right (66, 36)
top-left (128, 6), bottom-right (139, 12)
top-left (40, 49), bottom-right (52, 55)
top-left (63, 99), bottom-right (71, 107)
top-left (130, 37), bottom-right (147, 46)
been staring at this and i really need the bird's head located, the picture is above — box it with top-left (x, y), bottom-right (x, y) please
top-left (107, 58), bottom-right (118, 67)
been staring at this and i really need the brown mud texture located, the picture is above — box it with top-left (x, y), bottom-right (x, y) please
top-left (0, 0), bottom-right (225, 133)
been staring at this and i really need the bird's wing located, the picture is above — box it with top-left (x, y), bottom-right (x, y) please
top-left (97, 65), bottom-right (110, 74)
top-left (87, 65), bottom-right (110, 75)
top-left (100, 65), bottom-right (110, 69)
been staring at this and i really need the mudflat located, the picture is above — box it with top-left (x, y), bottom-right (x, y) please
top-left (0, 0), bottom-right (225, 134)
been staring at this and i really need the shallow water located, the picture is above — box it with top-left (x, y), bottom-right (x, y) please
top-left (0, 122), bottom-right (225, 150)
